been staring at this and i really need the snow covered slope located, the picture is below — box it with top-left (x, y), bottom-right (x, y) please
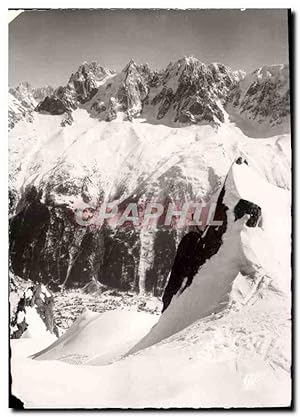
top-left (11, 294), bottom-right (291, 407)
top-left (9, 108), bottom-right (291, 294)
top-left (30, 309), bottom-right (158, 365)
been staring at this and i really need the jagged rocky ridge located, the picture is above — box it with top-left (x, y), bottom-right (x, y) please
top-left (9, 57), bottom-right (290, 129)
top-left (34, 57), bottom-right (245, 125)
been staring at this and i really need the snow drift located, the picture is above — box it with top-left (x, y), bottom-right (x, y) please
top-left (31, 309), bottom-right (158, 365)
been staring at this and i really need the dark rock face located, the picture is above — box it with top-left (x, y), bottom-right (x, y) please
top-left (162, 186), bottom-right (228, 312)
top-left (9, 159), bottom-right (193, 295)
top-left (10, 283), bottom-right (58, 338)
top-left (162, 232), bottom-right (203, 311)
top-left (9, 185), bottom-right (178, 296)
top-left (10, 187), bottom-right (50, 283)
top-left (67, 61), bottom-right (111, 104)
top-left (9, 186), bottom-right (103, 291)
top-left (235, 157), bottom-right (248, 165)
top-left (150, 58), bottom-right (238, 125)
top-left (234, 199), bottom-right (262, 227)
top-left (99, 226), bottom-right (141, 291)
top-left (241, 82), bottom-right (289, 123)
top-left (145, 229), bottom-right (177, 296)
top-left (36, 96), bottom-right (69, 115)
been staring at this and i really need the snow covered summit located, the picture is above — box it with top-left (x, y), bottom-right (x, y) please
top-left (9, 82), bottom-right (54, 129)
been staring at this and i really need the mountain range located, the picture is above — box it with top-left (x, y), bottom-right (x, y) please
top-left (8, 56), bottom-right (291, 295)
top-left (9, 57), bottom-right (289, 131)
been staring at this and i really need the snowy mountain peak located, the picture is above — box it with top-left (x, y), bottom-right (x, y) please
top-left (254, 64), bottom-right (289, 82)
top-left (67, 61), bottom-right (115, 103)
top-left (70, 60), bottom-right (115, 82)
top-left (122, 58), bottom-right (137, 71)
top-left (8, 82), bottom-right (55, 130)
top-left (227, 63), bottom-right (290, 131)
top-left (121, 59), bottom-right (152, 79)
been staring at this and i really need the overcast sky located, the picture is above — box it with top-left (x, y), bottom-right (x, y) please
top-left (9, 9), bottom-right (289, 87)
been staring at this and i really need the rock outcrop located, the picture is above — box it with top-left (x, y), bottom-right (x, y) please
top-left (36, 96), bottom-right (69, 115)
top-left (10, 282), bottom-right (58, 338)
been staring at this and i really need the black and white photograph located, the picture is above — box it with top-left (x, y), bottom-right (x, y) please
top-left (8, 8), bottom-right (292, 409)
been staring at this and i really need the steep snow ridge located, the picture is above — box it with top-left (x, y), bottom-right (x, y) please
top-left (128, 161), bottom-right (291, 354)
